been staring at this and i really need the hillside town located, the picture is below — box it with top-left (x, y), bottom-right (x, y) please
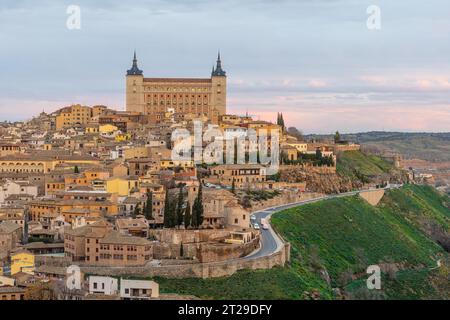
top-left (0, 53), bottom-right (371, 300)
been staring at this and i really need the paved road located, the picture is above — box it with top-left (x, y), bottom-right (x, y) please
top-left (243, 185), bottom-right (401, 260)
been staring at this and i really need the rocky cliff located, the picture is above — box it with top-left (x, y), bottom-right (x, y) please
top-left (279, 169), bottom-right (362, 194)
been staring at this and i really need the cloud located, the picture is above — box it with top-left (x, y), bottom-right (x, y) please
top-left (0, 0), bottom-right (450, 133)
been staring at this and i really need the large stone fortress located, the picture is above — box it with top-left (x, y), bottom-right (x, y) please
top-left (126, 52), bottom-right (227, 123)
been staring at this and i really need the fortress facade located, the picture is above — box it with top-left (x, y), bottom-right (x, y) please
top-left (126, 52), bottom-right (227, 123)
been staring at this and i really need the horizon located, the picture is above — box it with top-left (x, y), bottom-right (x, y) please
top-left (1, 0), bottom-right (450, 133)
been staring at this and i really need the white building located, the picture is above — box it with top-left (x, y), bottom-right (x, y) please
top-left (120, 279), bottom-right (159, 300)
top-left (89, 276), bottom-right (119, 296)
top-left (0, 180), bottom-right (38, 204)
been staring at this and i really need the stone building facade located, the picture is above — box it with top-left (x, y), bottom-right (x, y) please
top-left (126, 52), bottom-right (227, 123)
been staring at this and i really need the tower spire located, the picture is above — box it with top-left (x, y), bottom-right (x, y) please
top-left (127, 50), bottom-right (143, 76)
top-left (212, 51), bottom-right (226, 77)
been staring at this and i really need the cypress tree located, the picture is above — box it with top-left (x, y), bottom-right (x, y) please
top-left (133, 202), bottom-right (141, 217)
top-left (168, 198), bottom-right (177, 228)
top-left (184, 201), bottom-right (191, 228)
top-left (196, 183), bottom-right (204, 227)
top-left (191, 198), bottom-right (198, 228)
top-left (334, 131), bottom-right (341, 143)
top-left (163, 188), bottom-right (171, 228)
top-left (280, 113), bottom-right (285, 132)
top-left (144, 191), bottom-right (153, 220)
top-left (176, 187), bottom-right (184, 227)
top-left (231, 178), bottom-right (236, 194)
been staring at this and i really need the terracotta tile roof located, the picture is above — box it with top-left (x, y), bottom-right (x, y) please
top-left (0, 221), bottom-right (21, 233)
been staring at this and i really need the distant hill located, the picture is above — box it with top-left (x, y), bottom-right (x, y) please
top-left (306, 132), bottom-right (450, 162)
top-left (157, 185), bottom-right (450, 299)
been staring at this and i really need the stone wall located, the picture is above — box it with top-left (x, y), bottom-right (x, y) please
top-left (150, 229), bottom-right (230, 244)
top-left (333, 144), bottom-right (361, 153)
top-left (35, 255), bottom-right (71, 268)
top-left (197, 238), bottom-right (259, 263)
top-left (151, 235), bottom-right (259, 263)
top-left (359, 189), bottom-right (385, 206)
top-left (250, 191), bottom-right (323, 212)
top-left (280, 164), bottom-right (336, 174)
top-left (78, 241), bottom-right (290, 279)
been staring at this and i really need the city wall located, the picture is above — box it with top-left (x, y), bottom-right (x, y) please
top-left (78, 242), bottom-right (290, 279)
top-left (250, 191), bottom-right (323, 212)
top-left (279, 164), bottom-right (336, 174)
top-left (35, 241), bottom-right (290, 279)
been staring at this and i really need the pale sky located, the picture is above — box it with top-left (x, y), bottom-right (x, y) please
top-left (0, 0), bottom-right (449, 133)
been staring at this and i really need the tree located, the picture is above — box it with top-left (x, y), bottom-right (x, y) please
top-left (279, 113), bottom-right (285, 131)
top-left (144, 191), bottom-right (153, 220)
top-left (280, 151), bottom-right (289, 164)
top-left (334, 131), bottom-right (341, 143)
top-left (231, 179), bottom-right (236, 194)
top-left (315, 148), bottom-right (323, 160)
top-left (142, 202), bottom-right (147, 217)
top-left (196, 183), bottom-right (204, 227)
top-left (192, 183), bottom-right (204, 228)
top-left (163, 188), bottom-right (171, 228)
top-left (165, 197), bottom-right (177, 228)
top-left (180, 241), bottom-right (184, 258)
top-left (191, 199), bottom-right (198, 228)
top-left (133, 202), bottom-right (141, 217)
top-left (74, 166), bottom-right (79, 174)
top-left (24, 282), bottom-right (56, 300)
top-left (176, 187), bottom-right (184, 227)
top-left (184, 201), bottom-right (191, 228)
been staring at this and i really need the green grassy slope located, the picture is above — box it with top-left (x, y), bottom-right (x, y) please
top-left (156, 185), bottom-right (449, 300)
top-left (155, 266), bottom-right (330, 300)
top-left (336, 150), bottom-right (394, 181)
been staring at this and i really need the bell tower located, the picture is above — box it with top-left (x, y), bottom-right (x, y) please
top-left (211, 52), bottom-right (227, 116)
top-left (126, 51), bottom-right (145, 113)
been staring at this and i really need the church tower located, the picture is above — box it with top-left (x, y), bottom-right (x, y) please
top-left (211, 52), bottom-right (227, 116)
top-left (126, 51), bottom-right (145, 113)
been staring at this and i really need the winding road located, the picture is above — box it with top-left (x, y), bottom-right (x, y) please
top-left (243, 185), bottom-right (401, 260)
